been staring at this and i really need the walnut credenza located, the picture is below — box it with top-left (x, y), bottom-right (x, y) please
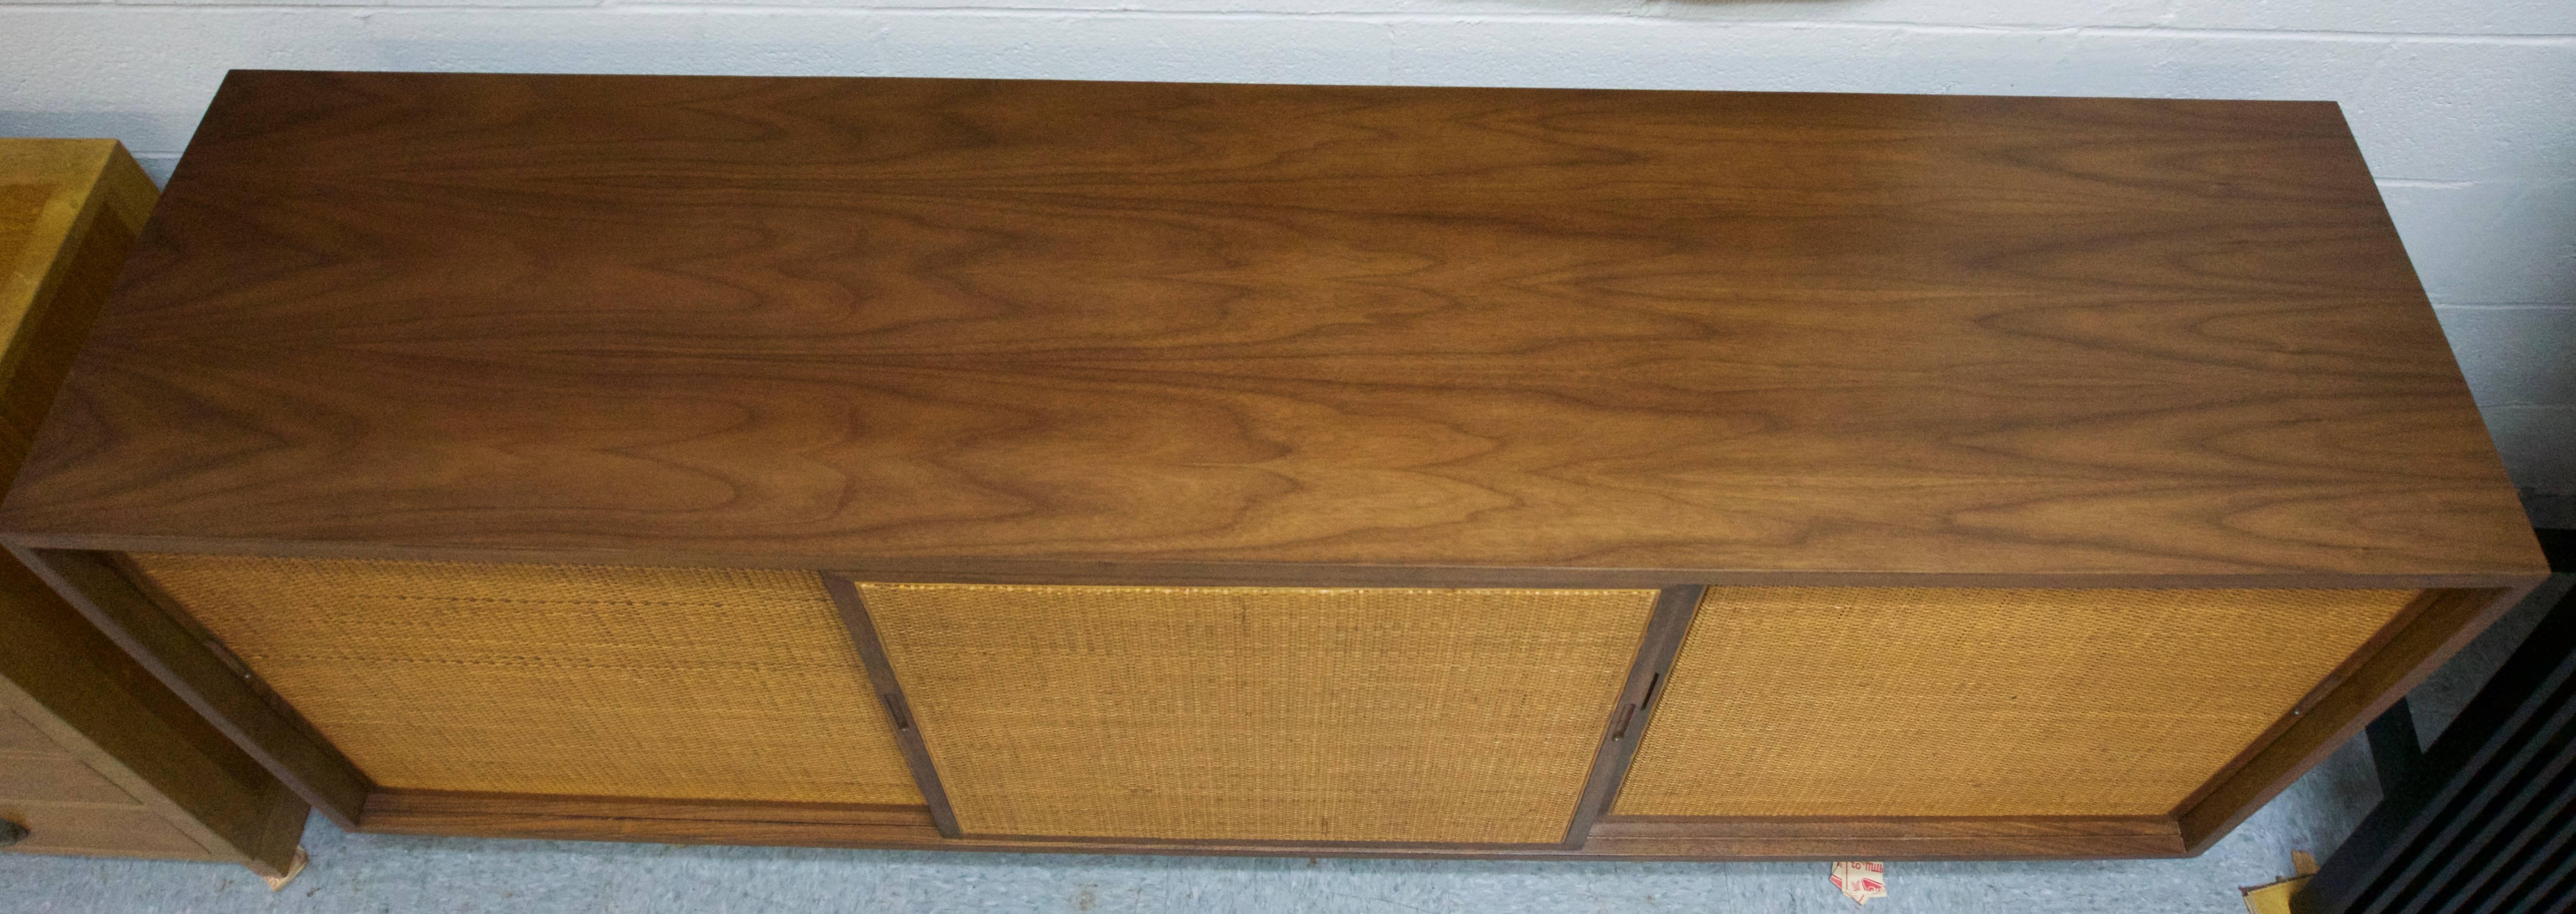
top-left (0, 71), bottom-right (2546, 862)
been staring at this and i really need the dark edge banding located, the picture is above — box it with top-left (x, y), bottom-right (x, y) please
top-left (0, 533), bottom-right (2535, 594)
top-left (2162, 588), bottom-right (2442, 823)
top-left (821, 572), bottom-right (965, 839)
top-left (1563, 584), bottom-right (1705, 848)
top-left (9, 547), bottom-right (373, 827)
top-left (104, 548), bottom-right (359, 805)
top-left (359, 787), bottom-right (2190, 859)
top-left (2173, 586), bottom-right (2530, 850)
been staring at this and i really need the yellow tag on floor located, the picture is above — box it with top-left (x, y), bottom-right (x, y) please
top-left (1832, 861), bottom-right (1886, 905)
top-left (2240, 850), bottom-right (2319, 914)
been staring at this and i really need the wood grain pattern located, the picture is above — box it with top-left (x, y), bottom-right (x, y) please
top-left (0, 139), bottom-right (153, 496)
top-left (358, 789), bottom-right (2188, 860)
top-left (0, 71), bottom-right (2539, 584)
top-left (0, 754), bottom-right (146, 807)
top-left (1, 140), bottom-right (146, 350)
top-left (0, 706), bottom-right (59, 754)
top-left (0, 801), bottom-right (217, 860)
top-left (0, 139), bottom-right (308, 877)
top-left (0, 77), bottom-right (2544, 865)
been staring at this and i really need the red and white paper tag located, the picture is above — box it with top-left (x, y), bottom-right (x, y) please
top-left (1831, 861), bottom-right (1887, 906)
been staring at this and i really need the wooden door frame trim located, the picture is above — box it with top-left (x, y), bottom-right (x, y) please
top-left (818, 573), bottom-right (965, 839)
top-left (358, 788), bottom-right (2192, 860)
top-left (2163, 587), bottom-right (2439, 824)
top-left (2172, 585), bottom-right (2534, 851)
top-left (8, 532), bottom-right (2531, 592)
top-left (8, 547), bottom-right (372, 827)
top-left (0, 649), bottom-right (276, 871)
top-left (1564, 584), bottom-right (1702, 846)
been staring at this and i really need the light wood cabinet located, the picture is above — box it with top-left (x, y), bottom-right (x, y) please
top-left (0, 139), bottom-right (307, 879)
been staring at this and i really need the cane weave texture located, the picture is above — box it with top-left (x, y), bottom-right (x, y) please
top-left (858, 582), bottom-right (1659, 843)
top-left (1613, 587), bottom-right (2420, 817)
top-left (129, 554), bottom-right (921, 805)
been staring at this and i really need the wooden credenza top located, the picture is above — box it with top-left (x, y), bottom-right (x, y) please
top-left (0, 71), bottom-right (2541, 585)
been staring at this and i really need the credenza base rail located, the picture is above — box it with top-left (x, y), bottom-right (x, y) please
top-left (357, 790), bottom-right (2195, 861)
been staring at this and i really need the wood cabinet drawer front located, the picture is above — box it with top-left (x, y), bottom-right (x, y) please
top-left (0, 754), bottom-right (141, 807)
top-left (0, 801), bottom-right (213, 859)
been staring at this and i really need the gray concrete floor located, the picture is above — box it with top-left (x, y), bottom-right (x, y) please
top-left (7, 549), bottom-right (2566, 913)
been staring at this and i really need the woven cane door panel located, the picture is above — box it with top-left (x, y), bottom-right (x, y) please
top-left (859, 583), bottom-right (1659, 844)
top-left (1614, 587), bottom-right (2420, 818)
top-left (127, 554), bottom-right (922, 806)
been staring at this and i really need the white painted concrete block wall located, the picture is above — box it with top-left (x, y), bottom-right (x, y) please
top-left (3, 0), bottom-right (2572, 493)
